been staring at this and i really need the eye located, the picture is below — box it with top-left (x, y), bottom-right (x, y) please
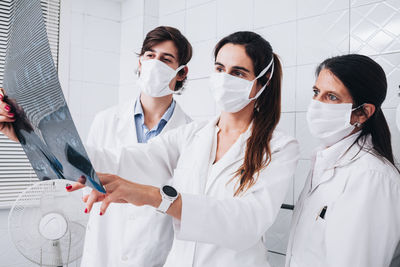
top-left (163, 58), bottom-right (172, 63)
top-left (328, 93), bottom-right (339, 101)
top-left (144, 53), bottom-right (154, 59)
top-left (215, 66), bottom-right (224, 72)
top-left (312, 89), bottom-right (319, 97)
top-left (232, 70), bottom-right (244, 78)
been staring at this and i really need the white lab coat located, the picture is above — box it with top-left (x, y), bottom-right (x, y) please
top-left (286, 133), bottom-right (400, 267)
top-left (87, 117), bottom-right (299, 267)
top-left (81, 99), bottom-right (191, 267)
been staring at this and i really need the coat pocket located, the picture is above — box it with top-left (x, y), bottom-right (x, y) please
top-left (304, 217), bottom-right (327, 265)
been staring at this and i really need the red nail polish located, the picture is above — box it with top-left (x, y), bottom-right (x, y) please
top-left (8, 113), bottom-right (14, 117)
top-left (5, 106), bottom-right (10, 111)
top-left (0, 95), bottom-right (3, 100)
top-left (99, 212), bottom-right (103, 216)
top-left (66, 185), bottom-right (72, 190)
top-left (84, 208), bottom-right (88, 213)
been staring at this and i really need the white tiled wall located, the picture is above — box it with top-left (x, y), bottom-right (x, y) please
top-left (66, 0), bottom-right (121, 142)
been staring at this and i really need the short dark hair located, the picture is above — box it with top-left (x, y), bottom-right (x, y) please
top-left (139, 26), bottom-right (193, 90)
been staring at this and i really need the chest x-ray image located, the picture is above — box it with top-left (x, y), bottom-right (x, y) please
top-left (2, 0), bottom-right (105, 193)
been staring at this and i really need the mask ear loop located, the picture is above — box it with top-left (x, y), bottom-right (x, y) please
top-left (136, 56), bottom-right (144, 77)
top-left (171, 65), bottom-right (186, 95)
top-left (351, 103), bottom-right (366, 128)
top-left (250, 57), bottom-right (275, 100)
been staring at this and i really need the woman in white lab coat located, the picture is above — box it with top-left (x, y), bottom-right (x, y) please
top-left (68, 31), bottom-right (300, 267)
top-left (286, 54), bottom-right (400, 267)
top-left (389, 101), bottom-right (400, 267)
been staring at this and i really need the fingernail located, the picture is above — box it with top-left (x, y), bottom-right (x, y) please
top-left (99, 212), bottom-right (103, 216)
top-left (0, 95), bottom-right (3, 100)
top-left (84, 208), bottom-right (88, 213)
top-left (5, 106), bottom-right (10, 111)
top-left (66, 185), bottom-right (72, 190)
top-left (8, 113), bottom-right (14, 117)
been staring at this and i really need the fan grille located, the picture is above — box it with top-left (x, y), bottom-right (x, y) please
top-left (8, 179), bottom-right (88, 266)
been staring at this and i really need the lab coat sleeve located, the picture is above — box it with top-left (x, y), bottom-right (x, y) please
top-left (325, 170), bottom-right (400, 267)
top-left (86, 125), bottom-right (187, 187)
top-left (174, 138), bottom-right (299, 252)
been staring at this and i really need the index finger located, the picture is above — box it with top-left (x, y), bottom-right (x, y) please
top-left (66, 182), bottom-right (86, 192)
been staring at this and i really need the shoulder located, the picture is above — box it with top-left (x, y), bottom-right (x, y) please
top-left (92, 101), bottom-right (133, 125)
top-left (355, 151), bottom-right (400, 184)
top-left (342, 151), bottom-right (400, 196)
top-left (92, 104), bottom-right (119, 123)
top-left (270, 129), bottom-right (299, 154)
top-left (170, 119), bottom-right (209, 137)
top-left (173, 102), bottom-right (193, 124)
top-left (159, 118), bottom-right (212, 146)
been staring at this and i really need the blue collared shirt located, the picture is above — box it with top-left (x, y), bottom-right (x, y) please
top-left (134, 97), bottom-right (176, 143)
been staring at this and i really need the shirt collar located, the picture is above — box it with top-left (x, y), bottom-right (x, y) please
top-left (314, 131), bottom-right (363, 170)
top-left (134, 96), bottom-right (144, 117)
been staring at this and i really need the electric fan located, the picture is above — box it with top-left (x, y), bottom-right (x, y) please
top-left (8, 179), bottom-right (88, 266)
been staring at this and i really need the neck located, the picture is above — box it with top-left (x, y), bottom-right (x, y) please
top-left (218, 102), bottom-right (254, 133)
top-left (140, 93), bottom-right (173, 121)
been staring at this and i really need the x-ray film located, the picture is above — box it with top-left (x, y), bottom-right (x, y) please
top-left (2, 0), bottom-right (105, 193)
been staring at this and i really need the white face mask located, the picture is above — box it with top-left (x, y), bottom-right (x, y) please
top-left (396, 103), bottom-right (400, 131)
top-left (138, 58), bottom-right (185, 97)
top-left (209, 57), bottom-right (274, 113)
top-left (306, 99), bottom-right (363, 147)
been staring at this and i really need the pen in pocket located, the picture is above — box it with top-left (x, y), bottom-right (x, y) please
top-left (316, 205), bottom-right (327, 220)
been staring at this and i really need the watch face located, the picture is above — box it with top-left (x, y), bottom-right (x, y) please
top-left (163, 185), bottom-right (178, 198)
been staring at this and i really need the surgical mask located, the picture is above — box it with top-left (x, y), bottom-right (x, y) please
top-left (138, 58), bottom-right (185, 97)
top-left (306, 99), bottom-right (363, 147)
top-left (209, 57), bottom-right (274, 113)
top-left (396, 103), bottom-right (400, 131)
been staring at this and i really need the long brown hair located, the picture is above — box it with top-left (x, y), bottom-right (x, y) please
top-left (214, 32), bottom-right (283, 196)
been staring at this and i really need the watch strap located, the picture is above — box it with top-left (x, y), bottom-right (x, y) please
top-left (157, 197), bottom-right (172, 213)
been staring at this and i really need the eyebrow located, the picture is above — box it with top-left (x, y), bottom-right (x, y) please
top-left (147, 49), bottom-right (176, 59)
top-left (215, 62), bottom-right (250, 73)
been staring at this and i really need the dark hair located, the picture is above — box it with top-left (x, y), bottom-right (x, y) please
top-left (214, 31), bottom-right (283, 196)
top-left (139, 26), bottom-right (193, 90)
top-left (316, 54), bottom-right (397, 168)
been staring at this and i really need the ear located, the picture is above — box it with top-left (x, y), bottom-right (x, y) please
top-left (176, 66), bottom-right (188, 82)
top-left (255, 72), bottom-right (272, 90)
top-left (353, 103), bottom-right (376, 125)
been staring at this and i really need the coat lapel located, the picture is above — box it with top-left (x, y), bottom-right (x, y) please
top-left (186, 117), bottom-right (220, 195)
top-left (203, 124), bottom-right (251, 194)
top-left (161, 102), bottom-right (191, 134)
top-left (310, 134), bottom-right (372, 193)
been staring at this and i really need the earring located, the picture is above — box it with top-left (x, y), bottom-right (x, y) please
top-left (354, 122), bottom-right (362, 128)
